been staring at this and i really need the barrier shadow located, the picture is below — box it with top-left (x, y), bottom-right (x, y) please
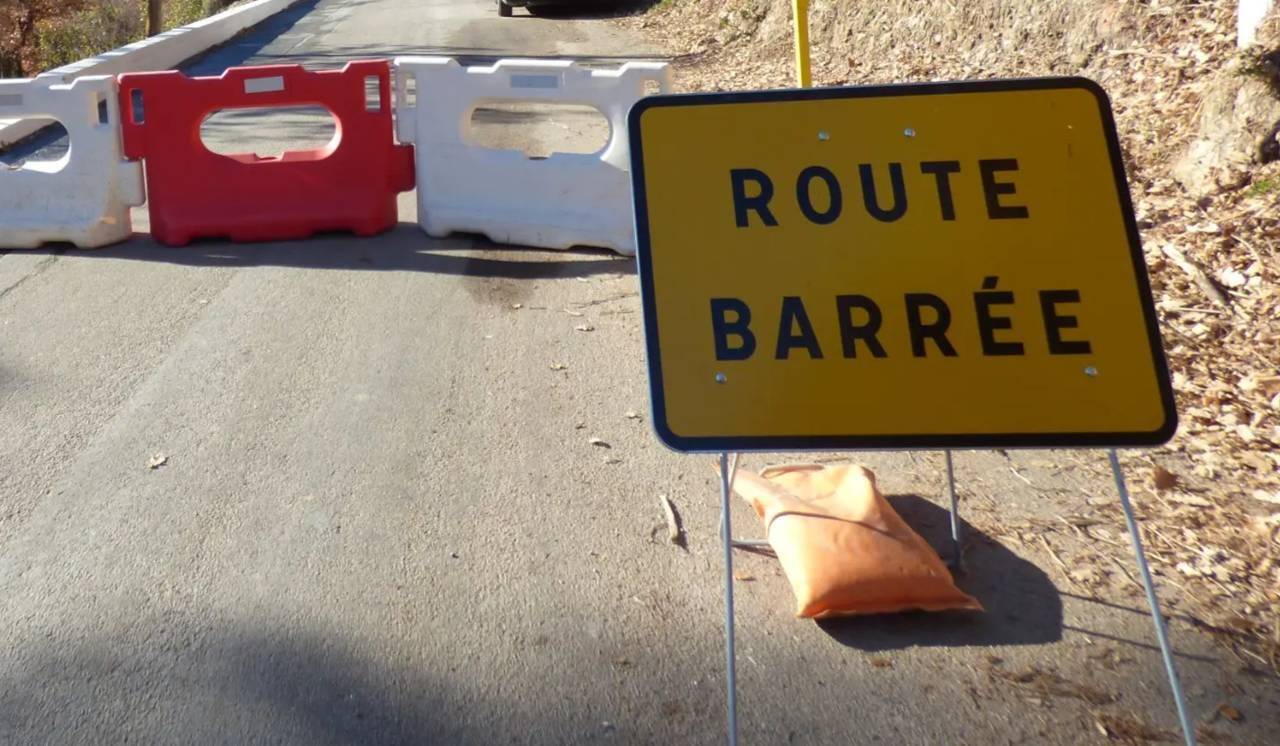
top-left (35, 226), bottom-right (637, 280)
top-left (815, 494), bottom-right (1064, 651)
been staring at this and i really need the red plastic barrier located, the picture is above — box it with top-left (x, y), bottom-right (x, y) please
top-left (119, 60), bottom-right (414, 246)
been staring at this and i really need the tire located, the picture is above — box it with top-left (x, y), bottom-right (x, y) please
top-left (498, 1), bottom-right (513, 17)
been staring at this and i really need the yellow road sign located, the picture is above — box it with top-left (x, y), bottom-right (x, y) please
top-left (628, 79), bottom-right (1176, 452)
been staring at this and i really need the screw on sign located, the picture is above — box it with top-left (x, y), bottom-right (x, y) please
top-left (117, 60), bottom-right (414, 246)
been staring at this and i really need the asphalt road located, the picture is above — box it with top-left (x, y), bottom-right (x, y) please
top-left (1, 1), bottom-right (1277, 744)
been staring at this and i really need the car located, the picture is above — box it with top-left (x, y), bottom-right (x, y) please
top-left (497, 0), bottom-right (600, 17)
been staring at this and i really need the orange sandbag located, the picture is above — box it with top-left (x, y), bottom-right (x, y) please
top-left (730, 463), bottom-right (982, 618)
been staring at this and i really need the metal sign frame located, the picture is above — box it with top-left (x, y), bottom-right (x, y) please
top-left (628, 79), bottom-right (1195, 746)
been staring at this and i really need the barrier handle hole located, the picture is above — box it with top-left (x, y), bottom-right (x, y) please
top-left (97, 95), bottom-right (109, 125)
top-left (468, 102), bottom-right (611, 158)
top-left (200, 105), bottom-right (337, 160)
top-left (3, 117), bottom-right (69, 169)
top-left (129, 89), bottom-right (144, 124)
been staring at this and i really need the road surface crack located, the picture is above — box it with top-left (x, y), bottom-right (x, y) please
top-left (0, 253), bottom-right (60, 303)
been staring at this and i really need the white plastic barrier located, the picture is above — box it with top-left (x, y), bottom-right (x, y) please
top-left (0, 75), bottom-right (145, 249)
top-left (395, 57), bottom-right (671, 256)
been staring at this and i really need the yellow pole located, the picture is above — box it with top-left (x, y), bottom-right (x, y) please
top-left (792, 0), bottom-right (812, 88)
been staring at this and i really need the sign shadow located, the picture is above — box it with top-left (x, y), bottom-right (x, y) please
top-left (815, 494), bottom-right (1063, 651)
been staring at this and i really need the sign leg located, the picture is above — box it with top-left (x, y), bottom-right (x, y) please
top-left (945, 450), bottom-right (963, 571)
top-left (726, 452), bottom-right (769, 549)
top-left (718, 451), bottom-right (740, 746)
top-left (1108, 449), bottom-right (1196, 746)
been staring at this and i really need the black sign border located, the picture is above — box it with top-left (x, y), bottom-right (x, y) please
top-left (628, 77), bottom-right (1177, 453)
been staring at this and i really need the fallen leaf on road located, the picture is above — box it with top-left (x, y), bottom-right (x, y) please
top-left (1241, 452), bottom-right (1274, 475)
top-left (665, 496), bottom-right (686, 547)
top-left (1093, 713), bottom-right (1173, 742)
top-left (1085, 646), bottom-right (1133, 671)
top-left (511, 303), bottom-right (523, 309)
top-left (625, 410), bottom-right (641, 420)
top-left (550, 362), bottom-right (567, 371)
top-left (1168, 493), bottom-right (1212, 508)
top-left (147, 454), bottom-right (168, 469)
top-left (991, 665), bottom-right (1116, 705)
top-left (1152, 466), bottom-right (1178, 491)
top-left (1251, 489), bottom-right (1280, 505)
top-left (1254, 376), bottom-right (1280, 397)
top-left (574, 324), bottom-right (595, 332)
top-left (733, 572), bottom-right (756, 581)
top-left (589, 438), bottom-right (611, 448)
top-left (1219, 268), bottom-right (1246, 287)
top-left (869, 657), bottom-right (892, 669)
top-left (1217, 703), bottom-right (1243, 722)
top-left (1069, 566), bottom-right (1104, 585)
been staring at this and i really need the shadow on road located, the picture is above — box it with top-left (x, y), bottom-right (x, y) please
top-left (13, 226), bottom-right (636, 280)
top-left (1057, 591), bottom-right (1217, 663)
top-left (0, 626), bottom-right (501, 744)
top-left (816, 494), bottom-right (1065, 652)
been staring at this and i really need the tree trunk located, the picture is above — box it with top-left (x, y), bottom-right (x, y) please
top-left (147, 0), bottom-right (163, 37)
top-left (15, 8), bottom-right (37, 75)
